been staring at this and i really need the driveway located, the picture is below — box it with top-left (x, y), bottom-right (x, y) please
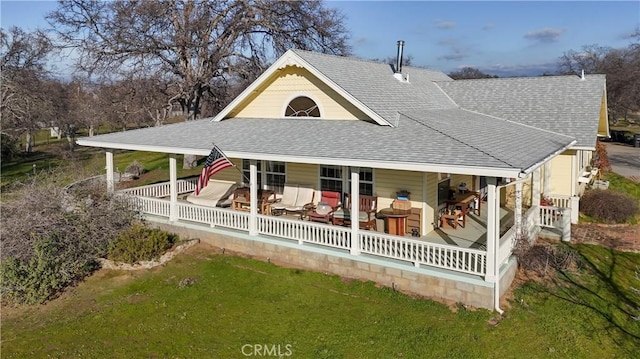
top-left (604, 142), bottom-right (640, 182)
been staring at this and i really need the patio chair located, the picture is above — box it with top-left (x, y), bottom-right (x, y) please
top-left (308, 191), bottom-right (341, 224)
top-left (332, 193), bottom-right (378, 230)
top-left (269, 184), bottom-right (298, 215)
top-left (284, 185), bottom-right (315, 219)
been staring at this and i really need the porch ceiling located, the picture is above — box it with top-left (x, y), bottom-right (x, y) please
top-left (77, 111), bottom-right (574, 177)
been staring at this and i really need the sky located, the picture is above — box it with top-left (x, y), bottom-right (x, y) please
top-left (1, 0), bottom-right (639, 77)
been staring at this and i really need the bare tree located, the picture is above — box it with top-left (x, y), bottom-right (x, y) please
top-left (66, 78), bottom-right (104, 137)
top-left (557, 34), bottom-right (640, 121)
top-left (48, 0), bottom-right (350, 167)
top-left (557, 44), bottom-right (612, 75)
top-left (448, 67), bottom-right (498, 80)
top-left (1, 27), bottom-right (53, 153)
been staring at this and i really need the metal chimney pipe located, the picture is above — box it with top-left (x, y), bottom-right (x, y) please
top-left (396, 40), bottom-right (405, 73)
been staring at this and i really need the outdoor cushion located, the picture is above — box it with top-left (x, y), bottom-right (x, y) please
top-left (186, 179), bottom-right (237, 207)
top-left (331, 209), bottom-right (369, 221)
top-left (271, 184), bottom-right (299, 210)
top-left (284, 185), bottom-right (315, 212)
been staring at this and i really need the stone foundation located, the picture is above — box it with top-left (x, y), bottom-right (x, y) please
top-left (151, 219), bottom-right (517, 310)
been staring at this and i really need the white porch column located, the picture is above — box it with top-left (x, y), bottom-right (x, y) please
top-left (514, 181), bottom-right (523, 237)
top-left (485, 177), bottom-right (498, 282)
top-left (105, 149), bottom-right (114, 193)
top-left (260, 160), bottom-right (267, 189)
top-left (571, 154), bottom-right (578, 196)
top-left (570, 196), bottom-right (580, 224)
top-left (532, 167), bottom-right (541, 226)
top-left (249, 160), bottom-right (258, 236)
top-left (169, 154), bottom-right (178, 221)
top-left (421, 172), bottom-right (428, 236)
top-left (350, 167), bottom-right (360, 255)
top-left (543, 162), bottom-right (551, 195)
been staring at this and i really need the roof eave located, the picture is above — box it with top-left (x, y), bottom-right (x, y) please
top-left (521, 139), bottom-right (578, 176)
top-left (75, 138), bottom-right (521, 178)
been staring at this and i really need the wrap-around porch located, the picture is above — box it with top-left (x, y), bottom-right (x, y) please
top-left (117, 174), bottom-right (563, 280)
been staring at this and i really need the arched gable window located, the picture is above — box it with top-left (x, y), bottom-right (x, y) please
top-left (285, 96), bottom-right (320, 117)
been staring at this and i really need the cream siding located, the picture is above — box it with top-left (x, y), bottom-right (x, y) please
top-left (231, 66), bottom-right (370, 121)
top-left (450, 174), bottom-right (474, 191)
top-left (598, 93), bottom-right (609, 137)
top-left (212, 157), bottom-right (243, 182)
top-left (286, 162), bottom-right (317, 186)
top-left (375, 169), bottom-right (424, 209)
top-left (424, 172), bottom-right (439, 233)
top-left (504, 176), bottom-right (533, 207)
top-left (375, 169), bottom-right (436, 234)
top-left (548, 151), bottom-right (575, 196)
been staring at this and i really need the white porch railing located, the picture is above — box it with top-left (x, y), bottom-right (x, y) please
top-left (177, 202), bottom-right (249, 230)
top-left (539, 205), bottom-right (563, 228)
top-left (498, 226), bottom-right (516, 266)
top-left (546, 194), bottom-right (571, 209)
top-left (119, 178), bottom-right (198, 198)
top-left (359, 232), bottom-right (486, 276)
top-left (118, 187), bottom-right (490, 276)
top-left (131, 196), bottom-right (171, 217)
top-left (498, 206), bottom-right (540, 266)
top-left (257, 215), bottom-right (351, 250)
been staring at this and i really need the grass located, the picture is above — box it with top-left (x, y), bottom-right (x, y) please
top-left (2, 243), bottom-right (639, 358)
top-left (603, 171), bottom-right (640, 202)
top-left (1, 145), bottom-right (202, 191)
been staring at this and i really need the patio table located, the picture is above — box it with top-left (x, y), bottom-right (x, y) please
top-left (378, 208), bottom-right (411, 236)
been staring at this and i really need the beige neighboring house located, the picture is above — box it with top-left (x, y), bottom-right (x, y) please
top-left (77, 46), bottom-right (608, 311)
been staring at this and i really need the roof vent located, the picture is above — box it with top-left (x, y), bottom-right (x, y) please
top-left (394, 40), bottom-right (408, 82)
top-left (580, 69), bottom-right (585, 80)
top-left (395, 40), bottom-right (405, 74)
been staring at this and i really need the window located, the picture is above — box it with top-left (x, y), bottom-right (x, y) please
top-left (242, 160), bottom-right (262, 188)
top-left (320, 165), bottom-right (343, 194)
top-left (349, 167), bottom-right (373, 196)
top-left (242, 160), bottom-right (286, 193)
top-left (285, 96), bottom-right (320, 117)
top-left (265, 161), bottom-right (286, 193)
top-left (320, 165), bottom-right (373, 197)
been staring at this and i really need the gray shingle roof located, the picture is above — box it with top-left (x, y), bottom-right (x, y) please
top-left (292, 49), bottom-right (457, 123)
top-left (79, 114), bottom-right (574, 174)
top-left (436, 75), bottom-right (605, 148)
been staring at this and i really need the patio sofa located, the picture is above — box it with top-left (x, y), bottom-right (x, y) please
top-left (186, 179), bottom-right (238, 207)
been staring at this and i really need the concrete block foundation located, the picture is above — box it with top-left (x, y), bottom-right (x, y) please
top-left (151, 219), bottom-right (517, 310)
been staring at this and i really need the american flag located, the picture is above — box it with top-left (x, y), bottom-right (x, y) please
top-left (194, 145), bottom-right (233, 195)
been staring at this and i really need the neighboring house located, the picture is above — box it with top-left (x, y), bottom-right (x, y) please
top-left (77, 46), bottom-right (608, 311)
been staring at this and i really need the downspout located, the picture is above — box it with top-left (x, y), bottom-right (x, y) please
top-left (492, 176), bottom-right (531, 314)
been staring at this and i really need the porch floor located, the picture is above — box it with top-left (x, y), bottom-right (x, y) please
top-left (421, 203), bottom-right (513, 250)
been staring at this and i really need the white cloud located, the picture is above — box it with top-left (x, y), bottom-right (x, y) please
top-left (524, 27), bottom-right (566, 43)
top-left (435, 21), bottom-right (456, 30)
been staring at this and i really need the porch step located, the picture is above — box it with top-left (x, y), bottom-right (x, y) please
top-left (538, 227), bottom-right (562, 241)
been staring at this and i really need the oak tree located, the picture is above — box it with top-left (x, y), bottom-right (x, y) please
top-left (1, 27), bottom-right (53, 153)
top-left (48, 0), bottom-right (350, 167)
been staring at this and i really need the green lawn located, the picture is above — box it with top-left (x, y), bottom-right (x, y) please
top-left (2, 244), bottom-right (639, 358)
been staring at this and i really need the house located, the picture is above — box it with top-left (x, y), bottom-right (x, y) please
top-left (77, 44), bottom-right (608, 311)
